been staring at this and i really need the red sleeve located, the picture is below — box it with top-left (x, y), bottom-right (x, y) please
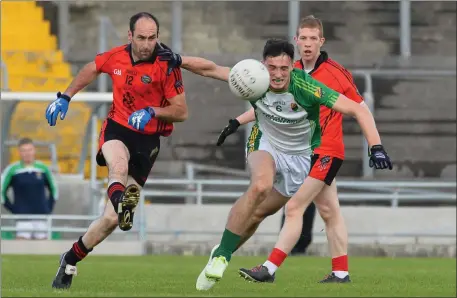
top-left (94, 51), bottom-right (114, 74)
top-left (162, 68), bottom-right (185, 99)
top-left (341, 71), bottom-right (364, 103)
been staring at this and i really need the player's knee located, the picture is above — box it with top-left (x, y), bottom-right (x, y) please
top-left (285, 199), bottom-right (304, 218)
top-left (250, 180), bottom-right (273, 200)
top-left (108, 157), bottom-right (129, 178)
top-left (318, 204), bottom-right (332, 222)
top-left (317, 201), bottom-right (339, 224)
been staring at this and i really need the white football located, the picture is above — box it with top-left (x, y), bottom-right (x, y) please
top-left (228, 59), bottom-right (270, 101)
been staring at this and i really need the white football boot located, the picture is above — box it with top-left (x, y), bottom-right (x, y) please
top-left (196, 244), bottom-right (225, 291)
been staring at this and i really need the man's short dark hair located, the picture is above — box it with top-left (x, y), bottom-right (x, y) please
top-left (262, 39), bottom-right (295, 61)
top-left (18, 137), bottom-right (33, 147)
top-left (129, 12), bottom-right (160, 34)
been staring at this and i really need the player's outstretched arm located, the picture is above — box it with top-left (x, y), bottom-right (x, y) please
top-left (181, 56), bottom-right (231, 82)
top-left (217, 108), bottom-right (255, 146)
top-left (63, 62), bottom-right (100, 97)
top-left (332, 96), bottom-right (379, 146)
top-left (296, 70), bottom-right (392, 170)
top-left (156, 46), bottom-right (230, 81)
top-left (236, 108), bottom-right (256, 125)
top-left (45, 61), bottom-right (100, 126)
top-left (331, 95), bottom-right (392, 169)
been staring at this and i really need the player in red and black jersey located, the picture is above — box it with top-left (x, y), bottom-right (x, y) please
top-left (46, 12), bottom-right (187, 289)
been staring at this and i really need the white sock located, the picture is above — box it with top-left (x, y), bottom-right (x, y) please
top-left (263, 260), bottom-right (278, 275)
top-left (333, 271), bottom-right (349, 278)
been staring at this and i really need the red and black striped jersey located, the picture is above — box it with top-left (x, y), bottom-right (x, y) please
top-left (294, 52), bottom-right (363, 159)
top-left (94, 44), bottom-right (184, 136)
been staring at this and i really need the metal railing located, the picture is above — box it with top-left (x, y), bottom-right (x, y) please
top-left (1, 174), bottom-right (455, 240)
top-left (141, 178), bottom-right (456, 207)
top-left (2, 212), bottom-right (455, 241)
top-left (1, 184), bottom-right (148, 240)
top-left (149, 163), bottom-right (457, 207)
top-left (90, 162), bottom-right (456, 208)
top-left (0, 214), bottom-right (146, 240)
top-left (2, 213), bottom-right (455, 241)
top-left (2, 162), bottom-right (455, 240)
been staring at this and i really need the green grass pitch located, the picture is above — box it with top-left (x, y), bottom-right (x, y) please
top-left (2, 255), bottom-right (455, 297)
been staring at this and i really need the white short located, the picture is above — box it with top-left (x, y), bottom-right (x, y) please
top-left (246, 132), bottom-right (312, 197)
top-left (16, 220), bottom-right (48, 240)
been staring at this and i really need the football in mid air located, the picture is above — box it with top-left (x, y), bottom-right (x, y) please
top-left (228, 59), bottom-right (270, 101)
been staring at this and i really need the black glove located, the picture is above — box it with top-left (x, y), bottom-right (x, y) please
top-left (217, 119), bottom-right (240, 146)
top-left (369, 145), bottom-right (393, 170)
top-left (157, 43), bottom-right (182, 76)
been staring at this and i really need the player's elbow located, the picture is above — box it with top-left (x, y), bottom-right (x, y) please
top-left (178, 110), bottom-right (189, 122)
top-left (352, 104), bottom-right (370, 120)
top-left (175, 106), bottom-right (188, 122)
top-left (84, 61), bottom-right (99, 76)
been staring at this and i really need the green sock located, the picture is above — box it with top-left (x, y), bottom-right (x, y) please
top-left (213, 229), bottom-right (241, 262)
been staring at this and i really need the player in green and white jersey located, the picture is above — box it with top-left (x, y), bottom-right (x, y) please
top-left (157, 39), bottom-right (392, 290)
top-left (246, 66), bottom-right (338, 156)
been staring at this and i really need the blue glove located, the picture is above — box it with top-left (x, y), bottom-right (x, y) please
top-left (369, 145), bottom-right (393, 170)
top-left (128, 107), bottom-right (155, 131)
top-left (45, 92), bottom-right (70, 126)
top-left (157, 43), bottom-right (182, 76)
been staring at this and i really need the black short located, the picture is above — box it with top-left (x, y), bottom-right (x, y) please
top-left (309, 154), bottom-right (344, 186)
top-left (96, 118), bottom-right (160, 187)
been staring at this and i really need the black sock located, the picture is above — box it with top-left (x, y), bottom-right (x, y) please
top-left (64, 236), bottom-right (92, 266)
top-left (107, 182), bottom-right (125, 208)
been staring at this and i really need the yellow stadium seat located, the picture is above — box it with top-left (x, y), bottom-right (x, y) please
top-left (2, 1), bottom-right (100, 177)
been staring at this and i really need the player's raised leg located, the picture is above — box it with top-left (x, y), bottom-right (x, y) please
top-left (196, 150), bottom-right (275, 290)
top-left (102, 140), bottom-right (140, 231)
top-left (314, 179), bottom-right (350, 283)
top-left (239, 177), bottom-right (325, 283)
top-left (52, 140), bottom-right (136, 289)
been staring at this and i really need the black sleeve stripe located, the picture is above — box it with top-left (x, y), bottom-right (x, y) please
top-left (176, 68), bottom-right (183, 81)
top-left (172, 69), bottom-right (180, 93)
top-left (172, 68), bottom-right (184, 94)
top-left (160, 96), bottom-right (167, 108)
top-left (326, 60), bottom-right (359, 92)
top-left (161, 120), bottom-right (166, 132)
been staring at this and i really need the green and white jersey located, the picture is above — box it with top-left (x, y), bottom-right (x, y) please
top-left (248, 68), bottom-right (340, 155)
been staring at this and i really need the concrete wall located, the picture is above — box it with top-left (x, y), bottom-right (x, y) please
top-left (2, 205), bottom-right (455, 257)
top-left (143, 205), bottom-right (456, 244)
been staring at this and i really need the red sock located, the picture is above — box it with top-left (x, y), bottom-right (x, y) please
top-left (267, 248), bottom-right (288, 267)
top-left (332, 255), bottom-right (348, 271)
